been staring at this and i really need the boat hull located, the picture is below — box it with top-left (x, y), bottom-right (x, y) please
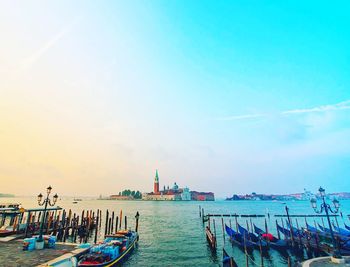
top-left (78, 233), bottom-right (138, 267)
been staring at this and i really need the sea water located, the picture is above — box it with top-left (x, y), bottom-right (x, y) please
top-left (2, 197), bottom-right (350, 267)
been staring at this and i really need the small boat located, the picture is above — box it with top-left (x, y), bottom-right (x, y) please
top-left (222, 248), bottom-right (238, 267)
top-left (73, 201), bottom-right (78, 204)
top-left (78, 230), bottom-right (138, 266)
top-left (205, 226), bottom-right (216, 249)
top-left (253, 224), bottom-right (288, 249)
top-left (225, 224), bottom-right (254, 252)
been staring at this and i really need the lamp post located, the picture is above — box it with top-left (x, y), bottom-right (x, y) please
top-left (37, 185), bottom-right (58, 242)
top-left (310, 186), bottom-right (341, 259)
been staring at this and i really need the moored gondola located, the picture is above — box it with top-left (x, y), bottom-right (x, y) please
top-left (222, 248), bottom-right (238, 267)
top-left (225, 224), bottom-right (254, 253)
top-left (236, 223), bottom-right (268, 250)
top-left (253, 224), bottom-right (288, 249)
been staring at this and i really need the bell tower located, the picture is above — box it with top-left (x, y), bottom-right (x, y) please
top-left (154, 169), bottom-right (160, 193)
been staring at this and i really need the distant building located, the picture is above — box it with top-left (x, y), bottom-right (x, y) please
top-left (142, 170), bottom-right (215, 201)
top-left (109, 195), bottom-right (134, 200)
top-left (154, 170), bottom-right (160, 194)
top-left (191, 191), bottom-right (215, 201)
top-left (301, 188), bottom-right (314, 200)
top-left (181, 187), bottom-right (191, 201)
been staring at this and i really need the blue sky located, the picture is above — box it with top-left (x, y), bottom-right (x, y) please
top-left (0, 1), bottom-right (349, 196)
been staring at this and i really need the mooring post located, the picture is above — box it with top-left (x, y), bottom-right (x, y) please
top-left (104, 210), bottom-right (109, 236)
top-left (199, 205), bottom-right (201, 218)
top-left (111, 211), bottom-right (115, 234)
top-left (108, 217), bottom-right (112, 235)
top-left (259, 239), bottom-right (264, 267)
top-left (115, 216), bottom-right (119, 233)
top-left (99, 210), bottom-right (102, 228)
top-left (81, 210), bottom-right (85, 226)
top-left (221, 217), bottom-right (225, 243)
top-left (119, 210), bottom-right (123, 230)
top-left (285, 206), bottom-right (295, 247)
top-left (244, 236), bottom-right (249, 267)
top-left (213, 219), bottom-right (217, 248)
top-left (287, 256), bottom-right (291, 267)
top-left (74, 216), bottom-right (79, 243)
top-left (24, 212), bottom-right (31, 237)
top-left (135, 212), bottom-right (140, 233)
top-left (125, 215), bottom-right (127, 230)
top-left (94, 213), bottom-right (99, 244)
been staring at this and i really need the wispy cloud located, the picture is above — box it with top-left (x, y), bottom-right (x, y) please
top-left (282, 100), bottom-right (350, 115)
top-left (216, 113), bottom-right (265, 121)
top-left (218, 99), bottom-right (350, 121)
top-left (18, 16), bottom-right (83, 71)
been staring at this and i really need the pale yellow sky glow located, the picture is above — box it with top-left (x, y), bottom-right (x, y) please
top-left (2, 1), bottom-right (349, 197)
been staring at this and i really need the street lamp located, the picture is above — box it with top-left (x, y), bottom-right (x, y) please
top-left (37, 185), bottom-right (58, 242)
top-left (310, 186), bottom-right (341, 259)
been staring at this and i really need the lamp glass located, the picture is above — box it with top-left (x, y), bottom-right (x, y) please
top-left (53, 194), bottom-right (58, 204)
top-left (37, 193), bottom-right (43, 203)
top-left (319, 187), bottom-right (325, 197)
top-left (333, 199), bottom-right (340, 209)
top-left (311, 198), bottom-right (317, 209)
top-left (47, 186), bottom-right (52, 194)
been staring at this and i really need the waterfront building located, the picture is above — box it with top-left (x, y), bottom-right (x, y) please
top-left (154, 169), bottom-right (160, 194)
top-left (181, 187), bottom-right (191, 201)
top-left (190, 191), bottom-right (215, 201)
top-left (143, 170), bottom-right (215, 201)
top-left (109, 195), bottom-right (134, 200)
top-left (301, 188), bottom-right (314, 200)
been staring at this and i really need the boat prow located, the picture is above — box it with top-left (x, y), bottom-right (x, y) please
top-left (78, 230), bottom-right (138, 267)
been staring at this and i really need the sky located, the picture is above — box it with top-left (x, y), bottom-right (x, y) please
top-left (0, 1), bottom-right (349, 197)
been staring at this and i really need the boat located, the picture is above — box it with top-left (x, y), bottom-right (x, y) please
top-left (78, 230), bottom-right (138, 266)
top-left (332, 223), bottom-right (350, 236)
top-left (222, 248), bottom-right (238, 267)
top-left (253, 224), bottom-right (288, 249)
top-left (317, 224), bottom-right (350, 240)
top-left (236, 223), bottom-right (268, 250)
top-left (205, 226), bottom-right (216, 249)
top-left (345, 223), bottom-right (350, 231)
top-left (73, 201), bottom-right (78, 204)
top-left (225, 224), bottom-right (254, 252)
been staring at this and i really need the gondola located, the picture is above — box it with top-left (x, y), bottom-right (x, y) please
top-left (345, 223), bottom-right (350, 231)
top-left (223, 248), bottom-right (238, 267)
top-left (332, 224), bottom-right (350, 236)
top-left (78, 230), bottom-right (138, 267)
top-left (317, 224), bottom-right (350, 241)
top-left (253, 224), bottom-right (288, 249)
top-left (236, 223), bottom-right (268, 250)
top-left (225, 224), bottom-right (254, 252)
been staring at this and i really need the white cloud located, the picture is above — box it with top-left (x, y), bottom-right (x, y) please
top-left (18, 16), bottom-right (83, 71)
top-left (219, 99), bottom-right (350, 121)
top-left (216, 113), bottom-right (265, 121)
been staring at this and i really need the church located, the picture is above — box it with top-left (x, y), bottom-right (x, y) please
top-left (142, 170), bottom-right (214, 201)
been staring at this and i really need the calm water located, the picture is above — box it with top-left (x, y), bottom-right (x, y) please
top-left (2, 197), bottom-right (350, 267)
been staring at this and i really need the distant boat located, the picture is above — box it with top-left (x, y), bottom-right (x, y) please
top-left (72, 201), bottom-right (78, 204)
top-left (74, 198), bottom-right (82, 201)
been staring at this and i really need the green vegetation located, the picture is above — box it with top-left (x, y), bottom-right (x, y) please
top-left (118, 190), bottom-right (142, 199)
top-left (0, 193), bottom-right (15, 197)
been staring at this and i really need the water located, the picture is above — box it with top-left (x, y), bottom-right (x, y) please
top-left (1, 197), bottom-right (350, 267)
